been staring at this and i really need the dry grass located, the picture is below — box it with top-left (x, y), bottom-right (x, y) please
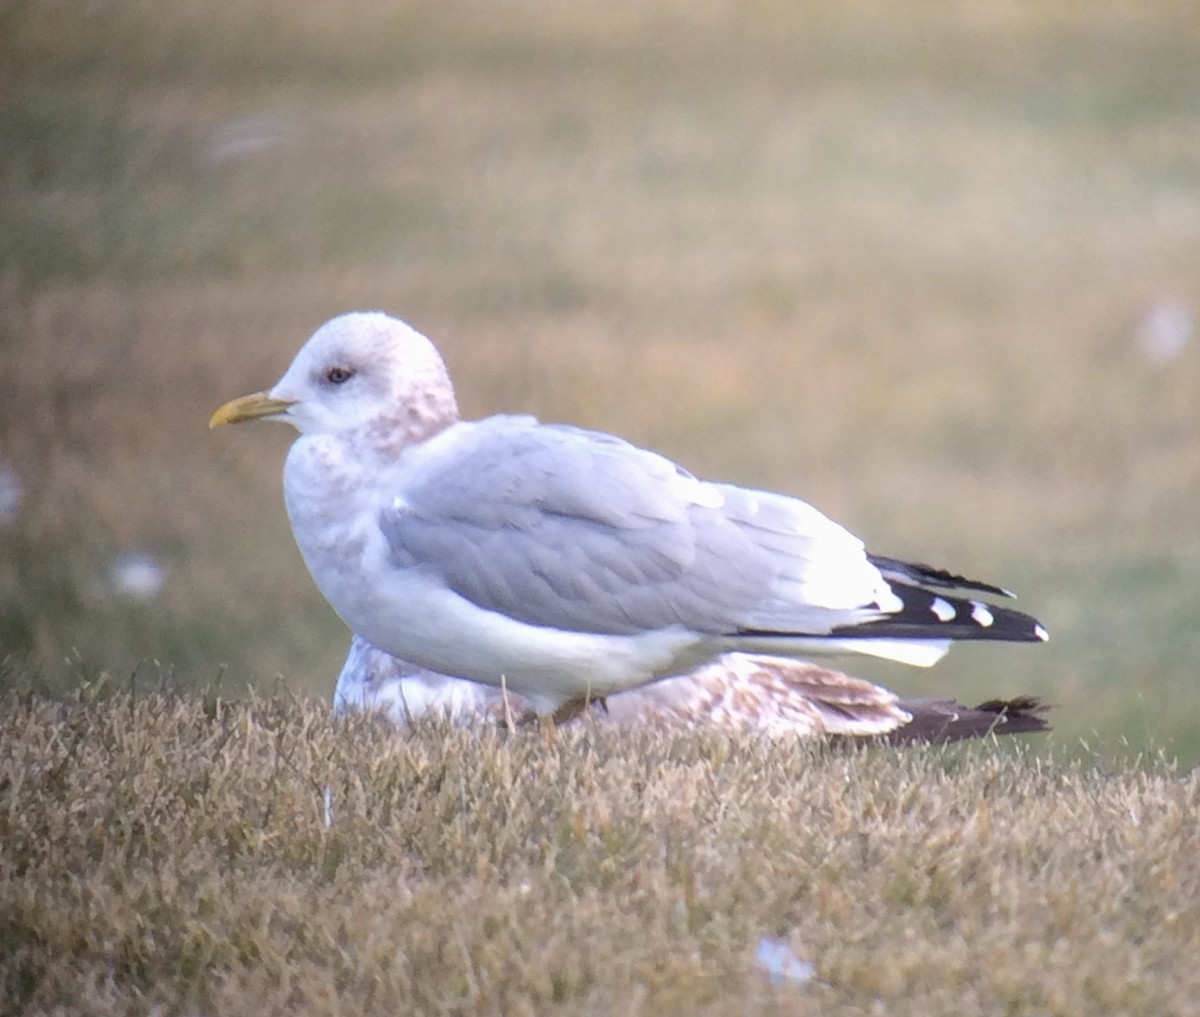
top-left (2, 687), bottom-right (1197, 1016)
top-left (2, 2), bottom-right (1200, 753)
top-left (0, 685), bottom-right (1195, 1012)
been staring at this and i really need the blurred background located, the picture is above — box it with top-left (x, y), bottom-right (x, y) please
top-left (2, 0), bottom-right (1198, 762)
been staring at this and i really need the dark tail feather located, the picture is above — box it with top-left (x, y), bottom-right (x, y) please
top-left (879, 695), bottom-right (1051, 744)
top-left (867, 555), bottom-right (1016, 599)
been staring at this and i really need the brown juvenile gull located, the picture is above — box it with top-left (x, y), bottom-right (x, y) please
top-left (334, 634), bottom-right (1050, 742)
top-left (210, 311), bottom-right (1047, 716)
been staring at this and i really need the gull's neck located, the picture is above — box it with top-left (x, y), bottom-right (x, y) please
top-left (281, 395), bottom-right (459, 622)
top-left (364, 386), bottom-right (460, 458)
top-left (282, 429), bottom-right (403, 633)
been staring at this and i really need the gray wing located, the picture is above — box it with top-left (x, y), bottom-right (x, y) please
top-left (379, 416), bottom-right (865, 636)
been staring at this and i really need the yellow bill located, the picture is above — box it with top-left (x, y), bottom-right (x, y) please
top-left (209, 392), bottom-right (295, 429)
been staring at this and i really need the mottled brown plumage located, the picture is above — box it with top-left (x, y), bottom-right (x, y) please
top-left (335, 635), bottom-right (1049, 743)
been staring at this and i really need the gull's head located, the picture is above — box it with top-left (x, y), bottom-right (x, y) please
top-left (209, 312), bottom-right (459, 449)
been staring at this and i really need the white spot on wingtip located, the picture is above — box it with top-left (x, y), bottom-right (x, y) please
top-left (1035, 623), bottom-right (1050, 642)
top-left (930, 597), bottom-right (957, 622)
top-left (970, 601), bottom-right (994, 627)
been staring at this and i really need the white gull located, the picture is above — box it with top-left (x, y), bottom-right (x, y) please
top-left (211, 311), bottom-right (1047, 715)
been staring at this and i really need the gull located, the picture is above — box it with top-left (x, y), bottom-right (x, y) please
top-left (211, 311), bottom-right (1047, 716)
top-left (334, 634), bottom-right (1050, 742)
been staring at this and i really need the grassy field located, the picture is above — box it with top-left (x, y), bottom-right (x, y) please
top-left (2, 3), bottom-right (1200, 1008)
top-left (3, 690), bottom-right (1198, 1016)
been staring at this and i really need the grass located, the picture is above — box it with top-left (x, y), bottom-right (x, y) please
top-left (2, 688), bottom-right (1198, 1016)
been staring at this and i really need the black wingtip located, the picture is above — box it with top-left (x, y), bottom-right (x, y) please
top-left (879, 695), bottom-right (1051, 744)
top-left (831, 586), bottom-right (1048, 645)
top-left (867, 554), bottom-right (1017, 599)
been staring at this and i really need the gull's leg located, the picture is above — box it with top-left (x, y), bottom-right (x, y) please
top-left (499, 674), bottom-right (517, 734)
top-left (551, 695), bottom-right (608, 727)
top-left (537, 711), bottom-right (558, 745)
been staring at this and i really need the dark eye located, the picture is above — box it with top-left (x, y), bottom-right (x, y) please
top-left (325, 366), bottom-right (354, 385)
